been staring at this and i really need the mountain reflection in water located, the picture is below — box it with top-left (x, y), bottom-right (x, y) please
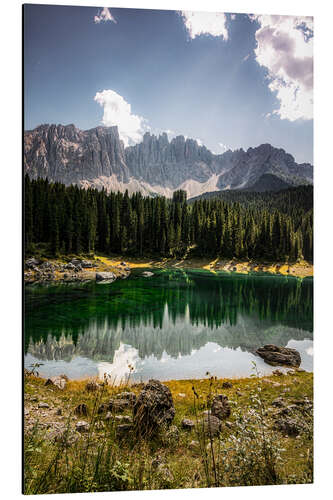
top-left (24, 269), bottom-right (313, 381)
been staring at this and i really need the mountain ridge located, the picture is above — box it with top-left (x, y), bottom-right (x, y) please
top-left (24, 123), bottom-right (313, 197)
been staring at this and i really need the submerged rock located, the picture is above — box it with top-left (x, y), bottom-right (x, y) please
top-left (142, 271), bottom-right (154, 277)
top-left (256, 344), bottom-right (301, 367)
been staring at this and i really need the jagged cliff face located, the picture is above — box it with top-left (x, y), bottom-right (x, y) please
top-left (24, 124), bottom-right (313, 197)
top-left (24, 124), bottom-right (129, 184)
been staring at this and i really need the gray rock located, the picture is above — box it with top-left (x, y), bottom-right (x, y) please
top-left (81, 260), bottom-right (94, 268)
top-left (211, 394), bottom-right (231, 421)
top-left (70, 259), bottom-right (81, 266)
top-left (25, 257), bottom-right (40, 269)
top-left (38, 402), bottom-right (50, 409)
top-left (74, 404), bottom-right (88, 417)
top-left (97, 403), bottom-right (109, 414)
top-left (133, 379), bottom-right (175, 436)
top-left (45, 375), bottom-right (67, 390)
top-left (274, 417), bottom-right (304, 436)
top-left (256, 344), bottom-right (301, 367)
top-left (272, 397), bottom-right (285, 408)
top-left (115, 415), bottom-right (132, 423)
top-left (76, 421), bottom-right (89, 433)
top-left (108, 399), bottom-right (130, 412)
top-left (85, 381), bottom-right (99, 392)
top-left (142, 271), bottom-right (154, 277)
top-left (116, 424), bottom-right (133, 438)
top-left (199, 415), bottom-right (221, 437)
top-left (181, 418), bottom-right (195, 430)
top-left (96, 272), bottom-right (116, 282)
top-left (116, 391), bottom-right (137, 404)
top-left (222, 381), bottom-right (233, 389)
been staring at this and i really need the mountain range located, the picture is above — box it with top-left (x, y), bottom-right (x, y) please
top-left (24, 124), bottom-right (313, 198)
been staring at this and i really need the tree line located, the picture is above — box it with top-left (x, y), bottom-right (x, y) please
top-left (24, 175), bottom-right (313, 262)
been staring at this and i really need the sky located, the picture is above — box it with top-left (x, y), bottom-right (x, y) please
top-left (24, 5), bottom-right (313, 164)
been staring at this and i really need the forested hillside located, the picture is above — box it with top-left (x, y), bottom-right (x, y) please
top-left (24, 176), bottom-right (313, 262)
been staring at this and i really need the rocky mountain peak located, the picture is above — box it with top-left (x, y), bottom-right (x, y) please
top-left (24, 124), bottom-right (313, 197)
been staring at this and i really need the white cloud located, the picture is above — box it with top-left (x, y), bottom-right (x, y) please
top-left (94, 7), bottom-right (116, 24)
top-left (180, 11), bottom-right (228, 40)
top-left (165, 129), bottom-right (175, 139)
top-left (94, 89), bottom-right (146, 147)
top-left (218, 142), bottom-right (230, 152)
top-left (251, 15), bottom-right (313, 121)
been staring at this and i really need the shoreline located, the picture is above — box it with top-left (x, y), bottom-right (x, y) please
top-left (25, 369), bottom-right (312, 385)
top-left (25, 254), bottom-right (313, 283)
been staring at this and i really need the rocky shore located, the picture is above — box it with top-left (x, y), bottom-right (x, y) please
top-left (24, 256), bottom-right (131, 284)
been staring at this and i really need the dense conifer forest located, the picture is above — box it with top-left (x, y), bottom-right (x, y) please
top-left (24, 175), bottom-right (313, 262)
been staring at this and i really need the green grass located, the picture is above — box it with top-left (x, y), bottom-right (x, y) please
top-left (24, 371), bottom-right (313, 494)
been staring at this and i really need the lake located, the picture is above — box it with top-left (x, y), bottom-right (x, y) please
top-left (24, 269), bottom-right (313, 382)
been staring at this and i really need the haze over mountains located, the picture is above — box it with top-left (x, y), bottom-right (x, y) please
top-left (24, 124), bottom-right (313, 198)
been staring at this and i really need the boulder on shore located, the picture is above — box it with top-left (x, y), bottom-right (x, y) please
top-left (45, 375), bottom-right (67, 390)
top-left (96, 272), bottom-right (116, 282)
top-left (255, 344), bottom-right (301, 367)
top-left (133, 379), bottom-right (175, 436)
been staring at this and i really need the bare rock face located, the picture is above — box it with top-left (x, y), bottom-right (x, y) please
top-left (24, 124), bottom-right (129, 185)
top-left (24, 124), bottom-right (313, 197)
top-left (256, 344), bottom-right (301, 367)
top-left (133, 379), bottom-right (175, 436)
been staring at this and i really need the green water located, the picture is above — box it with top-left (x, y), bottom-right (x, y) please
top-left (24, 269), bottom-right (313, 381)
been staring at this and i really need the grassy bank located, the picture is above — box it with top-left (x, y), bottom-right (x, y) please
top-left (24, 370), bottom-right (313, 494)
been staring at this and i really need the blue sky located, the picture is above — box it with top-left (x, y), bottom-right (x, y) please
top-left (24, 5), bottom-right (313, 164)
